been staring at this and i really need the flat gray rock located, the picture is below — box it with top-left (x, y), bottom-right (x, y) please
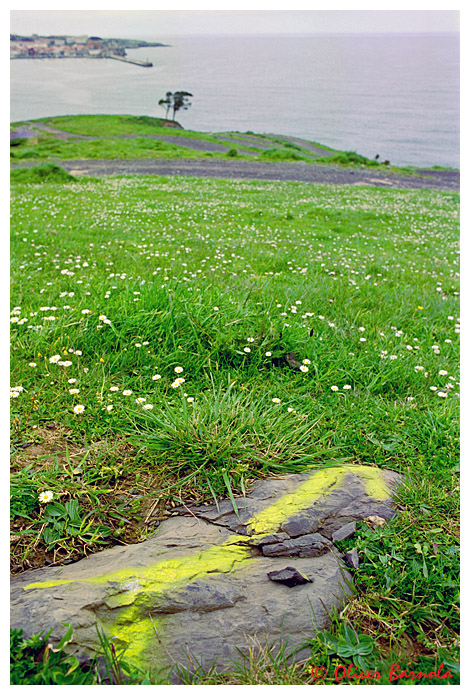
top-left (10, 464), bottom-right (401, 682)
top-left (332, 521), bottom-right (357, 543)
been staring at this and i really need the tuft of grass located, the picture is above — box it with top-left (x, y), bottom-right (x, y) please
top-left (130, 378), bottom-right (335, 503)
top-left (261, 147), bottom-right (306, 161)
top-left (174, 636), bottom-right (311, 685)
top-left (10, 163), bottom-right (76, 183)
top-left (318, 151), bottom-right (379, 166)
top-left (10, 624), bottom-right (163, 685)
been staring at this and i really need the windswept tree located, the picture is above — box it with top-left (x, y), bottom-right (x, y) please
top-left (158, 90), bottom-right (193, 121)
top-left (158, 91), bottom-right (173, 119)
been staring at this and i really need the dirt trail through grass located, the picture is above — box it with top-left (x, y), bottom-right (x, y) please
top-left (12, 156), bottom-right (459, 191)
top-left (14, 118), bottom-right (458, 190)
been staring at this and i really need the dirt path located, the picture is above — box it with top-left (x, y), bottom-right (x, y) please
top-left (21, 121), bottom-right (257, 155)
top-left (22, 122), bottom-right (338, 158)
top-left (15, 121), bottom-right (458, 190)
top-left (14, 157), bottom-right (459, 191)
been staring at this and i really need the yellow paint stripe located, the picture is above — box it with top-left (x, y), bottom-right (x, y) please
top-left (22, 464), bottom-right (393, 670)
top-left (247, 466), bottom-right (348, 535)
top-left (353, 465), bottom-right (392, 500)
top-left (24, 465), bottom-right (391, 593)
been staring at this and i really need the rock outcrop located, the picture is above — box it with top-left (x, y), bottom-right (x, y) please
top-left (10, 464), bottom-right (401, 681)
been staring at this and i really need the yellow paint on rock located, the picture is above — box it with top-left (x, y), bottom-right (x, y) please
top-left (22, 464), bottom-right (393, 669)
top-left (25, 465), bottom-right (390, 594)
top-left (25, 535), bottom-right (251, 593)
top-left (352, 465), bottom-right (392, 501)
top-left (247, 466), bottom-right (349, 536)
top-left (105, 605), bottom-right (157, 665)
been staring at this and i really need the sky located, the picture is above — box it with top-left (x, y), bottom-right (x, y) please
top-left (9, 7), bottom-right (460, 39)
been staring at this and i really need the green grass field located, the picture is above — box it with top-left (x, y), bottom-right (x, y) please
top-left (10, 143), bottom-right (459, 683)
top-left (10, 114), bottom-right (396, 167)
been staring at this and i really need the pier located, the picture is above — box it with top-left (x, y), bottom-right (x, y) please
top-left (107, 54), bottom-right (152, 68)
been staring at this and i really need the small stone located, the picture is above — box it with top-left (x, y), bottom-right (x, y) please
top-left (342, 548), bottom-right (360, 569)
top-left (332, 522), bottom-right (357, 543)
top-left (281, 516), bottom-right (319, 538)
top-left (285, 352), bottom-right (302, 369)
top-left (261, 533), bottom-right (332, 558)
top-left (267, 567), bottom-right (312, 587)
top-left (19, 441), bottom-right (33, 449)
top-left (365, 515), bottom-right (386, 528)
top-left (248, 533), bottom-right (290, 547)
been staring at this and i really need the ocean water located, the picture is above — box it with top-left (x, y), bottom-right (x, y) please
top-left (10, 33), bottom-right (459, 168)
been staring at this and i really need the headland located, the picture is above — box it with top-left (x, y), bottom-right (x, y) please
top-left (10, 34), bottom-right (167, 68)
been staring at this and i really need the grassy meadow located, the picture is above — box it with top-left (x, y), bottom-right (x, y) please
top-left (11, 114), bottom-right (400, 168)
top-left (10, 156), bottom-right (459, 683)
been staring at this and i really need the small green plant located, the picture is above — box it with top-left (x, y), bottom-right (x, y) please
top-left (325, 151), bottom-right (379, 166)
top-left (10, 136), bottom-right (29, 147)
top-left (10, 625), bottom-right (95, 685)
top-left (226, 147), bottom-right (238, 157)
top-left (40, 498), bottom-right (111, 550)
top-left (10, 470), bottom-right (38, 520)
top-left (313, 623), bottom-right (376, 671)
top-left (10, 128), bottom-right (34, 147)
top-left (10, 148), bottom-right (41, 160)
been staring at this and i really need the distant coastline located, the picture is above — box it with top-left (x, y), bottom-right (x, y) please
top-left (10, 34), bottom-right (168, 68)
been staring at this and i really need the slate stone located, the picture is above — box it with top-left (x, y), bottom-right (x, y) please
top-left (261, 533), bottom-right (332, 558)
top-left (248, 532), bottom-right (290, 547)
top-left (10, 464), bottom-right (402, 682)
top-left (267, 567), bottom-right (312, 587)
top-left (332, 521), bottom-right (357, 543)
top-left (178, 467), bottom-right (400, 539)
top-left (342, 548), bottom-right (360, 569)
top-left (281, 516), bottom-right (319, 538)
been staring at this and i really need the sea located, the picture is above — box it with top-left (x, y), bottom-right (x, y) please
top-left (10, 33), bottom-right (460, 169)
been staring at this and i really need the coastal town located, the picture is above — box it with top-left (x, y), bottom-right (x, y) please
top-left (10, 34), bottom-right (165, 67)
